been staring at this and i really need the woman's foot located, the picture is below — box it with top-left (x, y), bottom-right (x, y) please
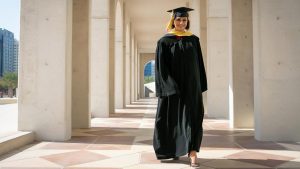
top-left (188, 151), bottom-right (199, 168)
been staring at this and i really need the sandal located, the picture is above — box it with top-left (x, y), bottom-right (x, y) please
top-left (188, 152), bottom-right (199, 168)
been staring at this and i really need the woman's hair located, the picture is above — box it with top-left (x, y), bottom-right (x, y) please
top-left (171, 17), bottom-right (190, 30)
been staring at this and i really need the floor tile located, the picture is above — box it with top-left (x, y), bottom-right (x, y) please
top-left (41, 150), bottom-right (108, 167)
top-left (70, 153), bottom-right (140, 168)
top-left (226, 150), bottom-right (295, 167)
top-left (0, 158), bottom-right (62, 168)
top-left (234, 136), bottom-right (288, 150)
top-left (0, 150), bottom-right (78, 162)
top-left (88, 150), bottom-right (141, 158)
top-left (202, 159), bottom-right (270, 168)
top-left (271, 157), bottom-right (300, 168)
top-left (40, 142), bottom-right (89, 150)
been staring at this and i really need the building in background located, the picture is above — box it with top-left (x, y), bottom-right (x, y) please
top-left (0, 28), bottom-right (18, 77)
top-left (0, 29), bottom-right (3, 76)
top-left (13, 39), bottom-right (19, 74)
top-left (144, 60), bottom-right (155, 77)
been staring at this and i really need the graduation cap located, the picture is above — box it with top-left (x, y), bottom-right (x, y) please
top-left (167, 7), bottom-right (194, 17)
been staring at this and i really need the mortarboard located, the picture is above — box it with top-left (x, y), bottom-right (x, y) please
top-left (167, 7), bottom-right (194, 17)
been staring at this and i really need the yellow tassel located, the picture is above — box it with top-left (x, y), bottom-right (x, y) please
top-left (166, 13), bottom-right (174, 32)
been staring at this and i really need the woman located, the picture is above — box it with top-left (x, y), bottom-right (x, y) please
top-left (153, 7), bottom-right (207, 167)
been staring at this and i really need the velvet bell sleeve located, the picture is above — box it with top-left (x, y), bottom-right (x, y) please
top-left (155, 40), bottom-right (180, 97)
top-left (196, 40), bottom-right (208, 92)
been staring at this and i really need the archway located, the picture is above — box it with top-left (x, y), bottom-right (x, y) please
top-left (139, 53), bottom-right (155, 98)
top-left (143, 60), bottom-right (155, 98)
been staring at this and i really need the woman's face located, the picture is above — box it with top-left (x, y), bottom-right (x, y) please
top-left (174, 17), bottom-right (188, 32)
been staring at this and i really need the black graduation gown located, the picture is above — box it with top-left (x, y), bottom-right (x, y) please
top-left (153, 34), bottom-right (207, 159)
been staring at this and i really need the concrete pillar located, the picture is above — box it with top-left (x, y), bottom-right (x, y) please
top-left (200, 0), bottom-right (207, 58)
top-left (109, 0), bottom-right (115, 114)
top-left (114, 0), bottom-right (124, 109)
top-left (124, 22), bottom-right (131, 106)
top-left (134, 42), bottom-right (138, 101)
top-left (200, 0), bottom-right (208, 113)
top-left (140, 56), bottom-right (144, 99)
top-left (19, 0), bottom-right (72, 141)
top-left (138, 53), bottom-right (141, 100)
top-left (130, 35), bottom-right (135, 103)
top-left (72, 0), bottom-right (90, 128)
top-left (188, 0), bottom-right (201, 37)
top-left (207, 0), bottom-right (230, 118)
top-left (122, 3), bottom-right (127, 107)
top-left (189, 0), bottom-right (208, 113)
top-left (137, 50), bottom-right (140, 100)
top-left (90, 0), bottom-right (110, 117)
top-left (229, 0), bottom-right (254, 128)
top-left (253, 0), bottom-right (300, 141)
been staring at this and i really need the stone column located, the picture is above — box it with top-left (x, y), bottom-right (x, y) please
top-left (72, 0), bottom-right (90, 128)
top-left (109, 0), bottom-right (115, 114)
top-left (137, 50), bottom-right (140, 100)
top-left (188, 0), bottom-right (201, 37)
top-left (229, 0), bottom-right (254, 128)
top-left (139, 55), bottom-right (145, 99)
top-left (189, 0), bottom-right (208, 113)
top-left (122, 7), bottom-right (126, 107)
top-left (125, 22), bottom-right (131, 106)
top-left (207, 0), bottom-right (230, 118)
top-left (253, 0), bottom-right (300, 141)
top-left (19, 0), bottom-right (72, 141)
top-left (115, 0), bottom-right (124, 109)
top-left (200, 0), bottom-right (208, 114)
top-left (200, 0), bottom-right (207, 58)
top-left (134, 42), bottom-right (138, 101)
top-left (90, 0), bottom-right (110, 117)
top-left (130, 35), bottom-right (135, 103)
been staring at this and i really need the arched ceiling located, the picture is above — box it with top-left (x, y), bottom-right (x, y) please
top-left (124, 0), bottom-right (187, 53)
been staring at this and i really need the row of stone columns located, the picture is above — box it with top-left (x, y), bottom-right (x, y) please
top-left (190, 0), bottom-right (254, 127)
top-left (189, 0), bottom-right (300, 141)
top-left (19, 0), bottom-right (140, 141)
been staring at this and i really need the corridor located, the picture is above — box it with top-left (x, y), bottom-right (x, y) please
top-left (0, 98), bottom-right (300, 169)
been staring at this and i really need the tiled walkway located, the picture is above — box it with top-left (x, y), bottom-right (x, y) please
top-left (1, 98), bottom-right (300, 169)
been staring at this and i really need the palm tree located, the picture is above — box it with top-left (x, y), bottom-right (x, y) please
top-left (1, 72), bottom-right (18, 98)
top-left (0, 79), bottom-right (5, 98)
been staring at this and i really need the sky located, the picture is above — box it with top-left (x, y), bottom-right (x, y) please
top-left (0, 0), bottom-right (20, 40)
